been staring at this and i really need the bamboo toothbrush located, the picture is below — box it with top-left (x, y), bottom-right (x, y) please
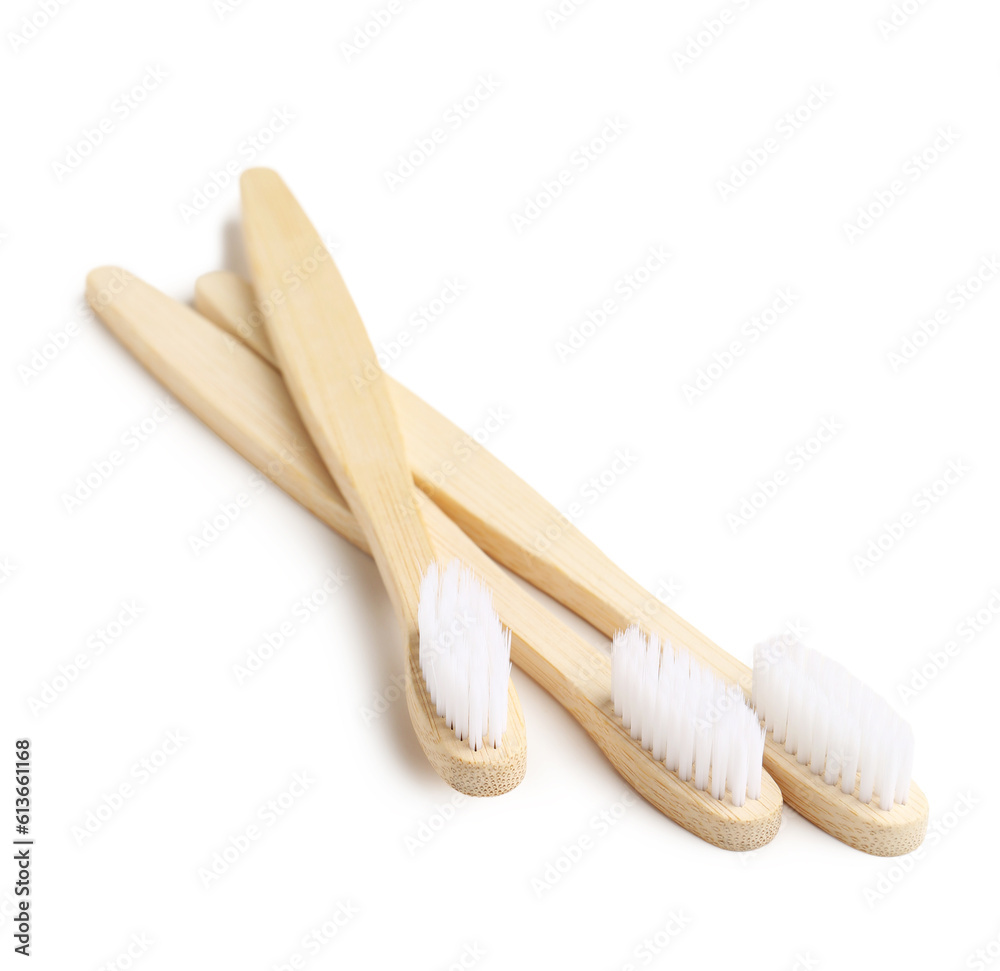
top-left (195, 270), bottom-right (928, 856)
top-left (238, 168), bottom-right (525, 795)
top-left (86, 265), bottom-right (784, 850)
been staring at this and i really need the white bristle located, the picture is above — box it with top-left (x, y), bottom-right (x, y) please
top-left (729, 727), bottom-right (748, 805)
top-left (752, 637), bottom-right (915, 809)
top-left (417, 559), bottom-right (511, 751)
top-left (746, 716), bottom-right (765, 800)
top-left (612, 624), bottom-right (765, 807)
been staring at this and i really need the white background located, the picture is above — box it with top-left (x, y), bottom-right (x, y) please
top-left (2, 0), bottom-right (999, 967)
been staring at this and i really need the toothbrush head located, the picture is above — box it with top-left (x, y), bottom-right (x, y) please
top-left (612, 624), bottom-right (766, 808)
top-left (418, 560), bottom-right (512, 752)
top-left (753, 638), bottom-right (915, 811)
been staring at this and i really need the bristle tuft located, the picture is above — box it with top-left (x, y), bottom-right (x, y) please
top-left (612, 625), bottom-right (765, 806)
top-left (753, 638), bottom-right (914, 810)
top-left (418, 560), bottom-right (511, 750)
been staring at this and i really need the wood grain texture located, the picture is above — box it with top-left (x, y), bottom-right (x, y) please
top-left (239, 169), bottom-right (429, 642)
top-left (196, 269), bottom-right (929, 856)
top-left (237, 169), bottom-right (524, 796)
top-left (88, 266), bottom-right (782, 850)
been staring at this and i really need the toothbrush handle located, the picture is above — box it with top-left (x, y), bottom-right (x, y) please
top-left (197, 270), bottom-right (745, 682)
top-left (240, 168), bottom-right (432, 638)
top-left (89, 263), bottom-right (527, 798)
top-left (88, 266), bottom-right (783, 851)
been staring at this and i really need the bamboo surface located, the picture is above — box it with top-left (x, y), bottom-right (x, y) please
top-left (86, 265), bottom-right (783, 850)
top-left (194, 267), bottom-right (928, 856)
top-left (238, 169), bottom-right (527, 796)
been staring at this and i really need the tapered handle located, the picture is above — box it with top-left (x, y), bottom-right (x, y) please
top-left (240, 168), bottom-right (432, 638)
